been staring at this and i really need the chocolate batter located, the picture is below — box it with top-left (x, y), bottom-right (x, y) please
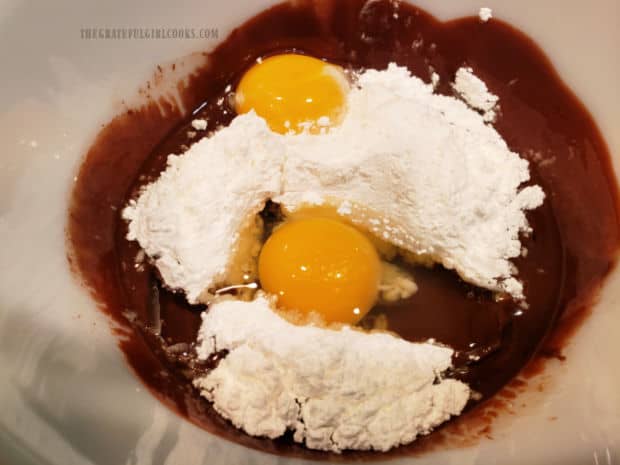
top-left (67, 0), bottom-right (620, 460)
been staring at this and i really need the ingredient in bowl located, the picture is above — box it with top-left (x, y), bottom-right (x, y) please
top-left (123, 115), bottom-right (282, 303)
top-left (235, 53), bottom-right (348, 134)
top-left (67, 1), bottom-right (620, 458)
top-left (258, 217), bottom-right (381, 324)
top-left (478, 7), bottom-right (493, 22)
top-left (123, 64), bottom-right (543, 304)
top-left (194, 294), bottom-right (470, 452)
top-left (452, 66), bottom-right (499, 121)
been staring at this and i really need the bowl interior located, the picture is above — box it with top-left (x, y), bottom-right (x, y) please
top-left (0, 1), bottom-right (618, 464)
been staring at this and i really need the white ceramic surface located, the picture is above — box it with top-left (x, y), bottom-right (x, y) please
top-left (0, 1), bottom-right (618, 464)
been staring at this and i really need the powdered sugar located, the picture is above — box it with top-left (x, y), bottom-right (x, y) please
top-left (191, 118), bottom-right (208, 130)
top-left (479, 7), bottom-right (493, 22)
top-left (124, 64), bottom-right (543, 302)
top-left (452, 66), bottom-right (499, 121)
top-left (194, 294), bottom-right (470, 452)
top-left (123, 115), bottom-right (282, 303)
top-left (278, 65), bottom-right (542, 298)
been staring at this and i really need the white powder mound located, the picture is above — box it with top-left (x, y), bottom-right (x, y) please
top-left (479, 7), bottom-right (493, 22)
top-left (124, 63), bottom-right (543, 302)
top-left (123, 115), bottom-right (282, 303)
top-left (193, 294), bottom-right (470, 452)
top-left (278, 65), bottom-right (542, 298)
top-left (452, 66), bottom-right (499, 121)
top-left (191, 118), bottom-right (208, 130)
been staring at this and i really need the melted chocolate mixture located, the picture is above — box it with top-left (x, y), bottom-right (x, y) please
top-left (67, 0), bottom-right (620, 460)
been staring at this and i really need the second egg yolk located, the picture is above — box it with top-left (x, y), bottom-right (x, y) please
top-left (258, 217), bottom-right (381, 324)
top-left (235, 54), bottom-right (348, 134)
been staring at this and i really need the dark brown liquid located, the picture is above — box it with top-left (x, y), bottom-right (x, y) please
top-left (67, 0), bottom-right (620, 460)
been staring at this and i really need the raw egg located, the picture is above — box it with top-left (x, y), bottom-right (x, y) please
top-left (235, 54), bottom-right (348, 134)
top-left (258, 217), bottom-right (381, 324)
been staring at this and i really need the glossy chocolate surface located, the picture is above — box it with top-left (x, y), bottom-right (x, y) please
top-left (67, 0), bottom-right (620, 459)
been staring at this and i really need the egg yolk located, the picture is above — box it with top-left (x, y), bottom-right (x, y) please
top-left (235, 54), bottom-right (347, 134)
top-left (258, 217), bottom-right (381, 324)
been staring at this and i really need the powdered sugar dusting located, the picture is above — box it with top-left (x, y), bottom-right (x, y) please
top-left (452, 66), bottom-right (499, 121)
top-left (479, 7), bottom-right (493, 22)
top-left (191, 118), bottom-right (208, 130)
top-left (123, 115), bottom-right (282, 303)
top-left (124, 64), bottom-right (543, 302)
top-left (279, 64), bottom-right (542, 299)
top-left (194, 294), bottom-right (470, 452)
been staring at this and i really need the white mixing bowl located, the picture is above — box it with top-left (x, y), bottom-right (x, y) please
top-left (0, 1), bottom-right (618, 464)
